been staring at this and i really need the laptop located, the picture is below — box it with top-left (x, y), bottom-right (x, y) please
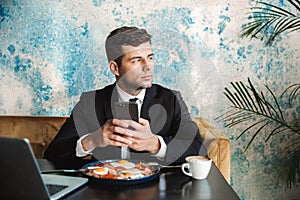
top-left (0, 137), bottom-right (88, 200)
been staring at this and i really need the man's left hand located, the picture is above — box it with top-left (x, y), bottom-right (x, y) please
top-left (115, 118), bottom-right (161, 154)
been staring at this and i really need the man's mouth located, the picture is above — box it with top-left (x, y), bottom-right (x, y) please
top-left (141, 75), bottom-right (153, 80)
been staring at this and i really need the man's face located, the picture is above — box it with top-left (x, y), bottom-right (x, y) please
top-left (116, 42), bottom-right (154, 93)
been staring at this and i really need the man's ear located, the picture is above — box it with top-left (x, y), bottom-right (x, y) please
top-left (109, 61), bottom-right (120, 76)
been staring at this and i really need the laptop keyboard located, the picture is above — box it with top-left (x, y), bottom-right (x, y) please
top-left (46, 184), bottom-right (68, 196)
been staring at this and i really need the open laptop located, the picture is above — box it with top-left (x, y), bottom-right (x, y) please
top-left (0, 137), bottom-right (88, 200)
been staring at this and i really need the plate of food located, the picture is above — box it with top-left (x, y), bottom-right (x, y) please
top-left (81, 159), bottom-right (160, 185)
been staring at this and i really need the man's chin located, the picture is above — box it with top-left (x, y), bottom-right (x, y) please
top-left (139, 83), bottom-right (152, 89)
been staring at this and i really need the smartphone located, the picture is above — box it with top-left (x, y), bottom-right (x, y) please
top-left (113, 102), bottom-right (139, 122)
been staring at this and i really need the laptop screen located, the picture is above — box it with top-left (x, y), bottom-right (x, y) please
top-left (0, 137), bottom-right (88, 199)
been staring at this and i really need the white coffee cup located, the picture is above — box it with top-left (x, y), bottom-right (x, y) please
top-left (181, 156), bottom-right (212, 179)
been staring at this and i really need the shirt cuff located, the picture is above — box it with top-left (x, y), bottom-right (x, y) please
top-left (76, 134), bottom-right (95, 157)
top-left (152, 135), bottom-right (167, 159)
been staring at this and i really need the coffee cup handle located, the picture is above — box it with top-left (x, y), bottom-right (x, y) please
top-left (181, 163), bottom-right (192, 177)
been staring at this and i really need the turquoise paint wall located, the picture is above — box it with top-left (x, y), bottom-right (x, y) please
top-left (0, 0), bottom-right (299, 199)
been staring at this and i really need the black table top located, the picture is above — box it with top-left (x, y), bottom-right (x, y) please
top-left (38, 159), bottom-right (240, 200)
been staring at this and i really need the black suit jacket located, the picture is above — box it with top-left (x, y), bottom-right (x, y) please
top-left (44, 83), bottom-right (207, 165)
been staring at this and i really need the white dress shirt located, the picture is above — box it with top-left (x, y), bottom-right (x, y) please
top-left (76, 84), bottom-right (167, 159)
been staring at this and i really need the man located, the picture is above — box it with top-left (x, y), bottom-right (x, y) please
top-left (44, 26), bottom-right (207, 165)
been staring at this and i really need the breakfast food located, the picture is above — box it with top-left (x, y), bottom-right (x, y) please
top-left (84, 160), bottom-right (155, 180)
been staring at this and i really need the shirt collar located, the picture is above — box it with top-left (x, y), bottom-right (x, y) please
top-left (116, 83), bottom-right (146, 103)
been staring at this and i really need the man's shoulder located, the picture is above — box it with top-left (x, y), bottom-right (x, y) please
top-left (83, 84), bottom-right (114, 94)
top-left (96, 84), bottom-right (115, 93)
top-left (79, 84), bottom-right (115, 100)
top-left (151, 84), bottom-right (179, 96)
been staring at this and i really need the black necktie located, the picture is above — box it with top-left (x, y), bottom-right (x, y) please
top-left (122, 97), bottom-right (138, 160)
top-left (129, 98), bottom-right (138, 102)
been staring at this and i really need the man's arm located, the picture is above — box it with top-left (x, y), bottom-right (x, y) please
top-left (44, 116), bottom-right (81, 160)
top-left (164, 91), bottom-right (207, 165)
top-left (44, 91), bottom-right (100, 160)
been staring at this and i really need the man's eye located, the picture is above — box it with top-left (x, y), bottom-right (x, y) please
top-left (148, 56), bottom-right (154, 61)
top-left (132, 58), bottom-right (140, 63)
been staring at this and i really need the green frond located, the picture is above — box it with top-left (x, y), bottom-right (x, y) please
top-left (241, 21), bottom-right (263, 38)
top-left (225, 115), bottom-right (255, 128)
top-left (223, 78), bottom-right (286, 123)
top-left (223, 109), bottom-right (251, 120)
top-left (218, 77), bottom-right (300, 187)
top-left (265, 125), bottom-right (286, 142)
top-left (251, 18), bottom-right (277, 39)
top-left (224, 88), bottom-right (240, 107)
top-left (278, 142), bottom-right (300, 187)
top-left (236, 119), bottom-right (269, 140)
top-left (219, 77), bottom-right (299, 141)
top-left (226, 117), bottom-right (254, 128)
top-left (241, 81), bottom-right (259, 111)
top-left (273, 17), bottom-right (291, 33)
top-left (251, 14), bottom-right (279, 19)
top-left (290, 85), bottom-right (300, 102)
top-left (248, 78), bottom-right (268, 115)
top-left (244, 122), bottom-right (270, 151)
top-left (236, 82), bottom-right (253, 110)
top-left (289, 26), bottom-right (300, 32)
top-left (264, 84), bottom-right (284, 121)
top-left (275, 17), bottom-right (300, 34)
top-left (285, 139), bottom-right (300, 159)
top-left (260, 91), bottom-right (274, 118)
top-left (220, 109), bottom-right (248, 121)
top-left (287, 0), bottom-right (300, 11)
top-left (252, 8), bottom-right (288, 18)
top-left (281, 83), bottom-right (300, 104)
top-left (258, 1), bottom-right (296, 16)
top-left (241, 0), bottom-right (300, 46)
top-left (231, 82), bottom-right (250, 109)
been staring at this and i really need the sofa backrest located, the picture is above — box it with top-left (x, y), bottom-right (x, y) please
top-left (0, 116), bottom-right (67, 158)
top-left (0, 115), bottom-right (230, 183)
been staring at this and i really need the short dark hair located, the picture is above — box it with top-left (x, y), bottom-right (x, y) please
top-left (105, 26), bottom-right (152, 65)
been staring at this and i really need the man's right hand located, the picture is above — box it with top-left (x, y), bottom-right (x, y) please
top-left (81, 119), bottom-right (134, 151)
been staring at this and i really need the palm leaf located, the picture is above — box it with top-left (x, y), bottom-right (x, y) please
top-left (241, 0), bottom-right (300, 46)
top-left (287, 0), bottom-right (300, 11)
top-left (235, 119), bottom-right (268, 140)
top-left (278, 137), bottom-right (300, 187)
top-left (244, 122), bottom-right (270, 151)
top-left (218, 78), bottom-right (300, 187)
top-left (258, 2), bottom-right (296, 16)
top-left (265, 124), bottom-right (286, 141)
top-left (281, 83), bottom-right (300, 104)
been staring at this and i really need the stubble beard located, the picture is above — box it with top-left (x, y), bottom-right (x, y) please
top-left (138, 82), bottom-right (152, 90)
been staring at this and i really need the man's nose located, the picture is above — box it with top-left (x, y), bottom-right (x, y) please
top-left (141, 59), bottom-right (153, 71)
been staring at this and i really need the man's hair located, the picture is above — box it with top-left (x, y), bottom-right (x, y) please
top-left (105, 26), bottom-right (152, 66)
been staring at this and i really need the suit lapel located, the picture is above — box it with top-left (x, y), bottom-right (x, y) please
top-left (141, 85), bottom-right (157, 120)
top-left (95, 83), bottom-right (118, 121)
top-left (106, 83), bottom-right (119, 119)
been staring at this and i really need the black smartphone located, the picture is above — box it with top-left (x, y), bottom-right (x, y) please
top-left (113, 102), bottom-right (139, 122)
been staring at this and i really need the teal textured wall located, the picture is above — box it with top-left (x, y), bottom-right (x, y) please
top-left (0, 0), bottom-right (299, 199)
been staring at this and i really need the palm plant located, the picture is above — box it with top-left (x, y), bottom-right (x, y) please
top-left (218, 78), bottom-right (300, 187)
top-left (241, 0), bottom-right (300, 46)
top-left (219, 0), bottom-right (300, 188)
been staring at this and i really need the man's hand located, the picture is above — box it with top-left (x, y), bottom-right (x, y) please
top-left (81, 119), bottom-right (134, 151)
top-left (81, 118), bottom-right (160, 154)
top-left (117, 118), bottom-right (161, 154)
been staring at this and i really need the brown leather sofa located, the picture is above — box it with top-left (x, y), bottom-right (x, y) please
top-left (0, 115), bottom-right (230, 183)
